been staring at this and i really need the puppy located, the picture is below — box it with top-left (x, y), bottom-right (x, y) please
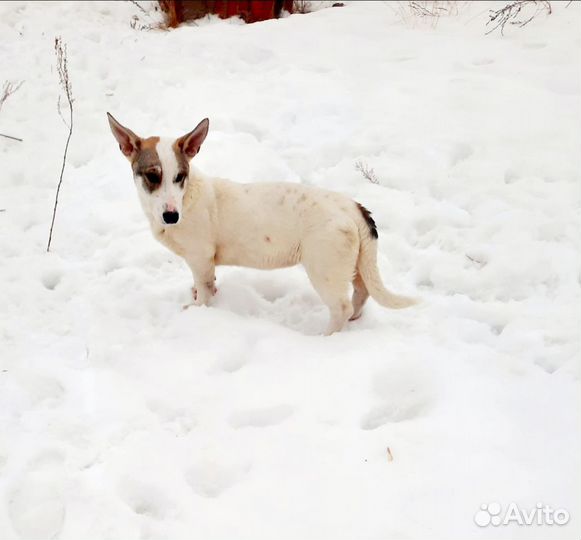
top-left (107, 113), bottom-right (415, 334)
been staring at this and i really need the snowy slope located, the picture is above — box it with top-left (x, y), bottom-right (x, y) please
top-left (0, 1), bottom-right (580, 539)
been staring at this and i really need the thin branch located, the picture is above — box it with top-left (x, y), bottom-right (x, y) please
top-left (47, 37), bottom-right (74, 252)
top-left (129, 0), bottom-right (161, 30)
top-left (409, 1), bottom-right (448, 17)
top-left (56, 94), bottom-right (69, 129)
top-left (0, 133), bottom-right (22, 142)
top-left (0, 80), bottom-right (24, 142)
top-left (465, 254), bottom-right (486, 267)
top-left (0, 80), bottom-right (24, 114)
top-left (486, 0), bottom-right (552, 36)
top-left (355, 160), bottom-right (380, 184)
top-left (128, 0), bottom-right (147, 13)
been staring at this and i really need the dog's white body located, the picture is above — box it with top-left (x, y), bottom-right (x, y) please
top-left (107, 114), bottom-right (415, 334)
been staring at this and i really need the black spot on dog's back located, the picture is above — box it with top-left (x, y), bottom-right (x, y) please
top-left (356, 203), bottom-right (378, 239)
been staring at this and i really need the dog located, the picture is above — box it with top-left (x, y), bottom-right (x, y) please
top-left (107, 113), bottom-right (415, 334)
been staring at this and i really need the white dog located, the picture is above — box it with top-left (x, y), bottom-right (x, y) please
top-left (107, 113), bottom-right (415, 334)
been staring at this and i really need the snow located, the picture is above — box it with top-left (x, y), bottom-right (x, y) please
top-left (0, 1), bottom-right (580, 538)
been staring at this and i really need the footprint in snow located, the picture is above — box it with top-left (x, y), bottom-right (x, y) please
top-left (22, 374), bottom-right (66, 407)
top-left (523, 42), bottom-right (546, 49)
top-left (449, 142), bottom-right (473, 167)
top-left (218, 355), bottom-right (248, 373)
top-left (41, 267), bottom-right (63, 291)
top-left (146, 399), bottom-right (197, 436)
top-left (7, 450), bottom-right (66, 540)
top-left (472, 58), bottom-right (494, 66)
top-left (118, 479), bottom-right (174, 521)
top-left (360, 369), bottom-right (433, 430)
top-left (185, 459), bottom-right (251, 499)
top-left (361, 397), bottom-right (428, 430)
top-left (229, 404), bottom-right (294, 429)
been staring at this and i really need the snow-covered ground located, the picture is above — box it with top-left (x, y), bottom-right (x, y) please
top-left (0, 1), bottom-right (580, 538)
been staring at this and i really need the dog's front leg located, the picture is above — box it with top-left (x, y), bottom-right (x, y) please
top-left (185, 256), bottom-right (216, 306)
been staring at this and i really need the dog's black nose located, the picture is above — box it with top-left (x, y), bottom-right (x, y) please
top-left (162, 211), bottom-right (179, 224)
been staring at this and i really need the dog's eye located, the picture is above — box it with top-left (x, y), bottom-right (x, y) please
top-left (144, 172), bottom-right (161, 184)
top-left (175, 173), bottom-right (186, 184)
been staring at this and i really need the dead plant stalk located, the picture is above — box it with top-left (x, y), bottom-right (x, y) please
top-left (47, 37), bottom-right (74, 252)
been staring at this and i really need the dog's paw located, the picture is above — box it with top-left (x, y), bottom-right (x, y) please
top-left (192, 295), bottom-right (209, 307)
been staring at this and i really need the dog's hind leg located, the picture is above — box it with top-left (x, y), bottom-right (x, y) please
top-left (302, 226), bottom-right (358, 334)
top-left (307, 272), bottom-right (353, 335)
top-left (350, 272), bottom-right (369, 321)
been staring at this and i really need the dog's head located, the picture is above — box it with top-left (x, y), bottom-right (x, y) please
top-left (107, 113), bottom-right (209, 226)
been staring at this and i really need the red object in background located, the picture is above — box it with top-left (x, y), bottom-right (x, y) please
top-left (159, 0), bottom-right (294, 27)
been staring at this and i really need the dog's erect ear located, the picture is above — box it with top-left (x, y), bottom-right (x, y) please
top-left (176, 118), bottom-right (209, 159)
top-left (107, 112), bottom-right (141, 158)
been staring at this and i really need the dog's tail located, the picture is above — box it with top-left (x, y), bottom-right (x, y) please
top-left (355, 203), bottom-right (417, 309)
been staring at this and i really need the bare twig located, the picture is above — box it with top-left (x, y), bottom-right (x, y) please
top-left (465, 254), bottom-right (487, 267)
top-left (355, 160), bottom-right (380, 184)
top-left (409, 1), bottom-right (448, 17)
top-left (47, 37), bottom-right (74, 252)
top-left (0, 133), bottom-right (23, 142)
top-left (0, 80), bottom-right (24, 141)
top-left (387, 447), bottom-right (394, 462)
top-left (0, 80), bottom-right (24, 114)
top-left (129, 0), bottom-right (162, 30)
top-left (128, 0), bottom-right (147, 13)
top-left (486, 0), bottom-right (552, 36)
top-left (56, 94), bottom-right (70, 129)
top-left (387, 1), bottom-right (463, 28)
top-left (130, 15), bottom-right (157, 31)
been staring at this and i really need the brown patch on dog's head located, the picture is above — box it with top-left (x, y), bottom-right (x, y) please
top-left (169, 118), bottom-right (209, 188)
top-left (140, 137), bottom-right (160, 151)
top-left (171, 138), bottom-right (190, 187)
top-left (107, 113), bottom-right (164, 193)
top-left (133, 137), bottom-right (162, 193)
